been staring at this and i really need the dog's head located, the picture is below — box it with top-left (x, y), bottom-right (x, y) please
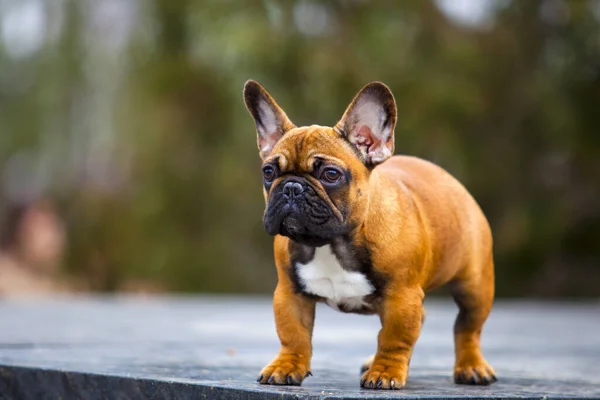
top-left (243, 80), bottom-right (397, 247)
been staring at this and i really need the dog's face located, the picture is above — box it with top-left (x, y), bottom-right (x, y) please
top-left (258, 125), bottom-right (368, 247)
top-left (243, 81), bottom-right (397, 247)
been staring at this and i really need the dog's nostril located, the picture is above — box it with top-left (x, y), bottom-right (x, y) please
top-left (283, 182), bottom-right (304, 197)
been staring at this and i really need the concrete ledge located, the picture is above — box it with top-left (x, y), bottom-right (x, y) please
top-left (1, 364), bottom-right (599, 400)
top-left (0, 296), bottom-right (598, 399)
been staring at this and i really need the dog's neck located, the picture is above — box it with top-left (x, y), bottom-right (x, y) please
top-left (289, 231), bottom-right (386, 299)
top-left (291, 232), bottom-right (367, 274)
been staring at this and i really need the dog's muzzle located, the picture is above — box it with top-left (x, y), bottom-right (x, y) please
top-left (263, 178), bottom-right (340, 245)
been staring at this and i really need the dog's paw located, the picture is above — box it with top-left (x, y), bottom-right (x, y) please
top-left (454, 360), bottom-right (497, 385)
top-left (257, 354), bottom-right (311, 386)
top-left (360, 360), bottom-right (407, 390)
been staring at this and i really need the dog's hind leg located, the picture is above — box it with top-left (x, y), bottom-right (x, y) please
top-left (450, 254), bottom-right (497, 385)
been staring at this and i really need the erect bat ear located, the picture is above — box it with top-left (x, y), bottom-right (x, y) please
top-left (334, 82), bottom-right (397, 167)
top-left (243, 80), bottom-right (296, 159)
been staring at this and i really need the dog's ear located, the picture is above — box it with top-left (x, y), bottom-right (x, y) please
top-left (243, 80), bottom-right (295, 159)
top-left (335, 82), bottom-right (397, 167)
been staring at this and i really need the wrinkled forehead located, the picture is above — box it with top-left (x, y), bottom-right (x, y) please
top-left (265, 125), bottom-right (355, 171)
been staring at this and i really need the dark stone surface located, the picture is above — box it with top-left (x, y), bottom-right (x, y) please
top-left (0, 296), bottom-right (598, 399)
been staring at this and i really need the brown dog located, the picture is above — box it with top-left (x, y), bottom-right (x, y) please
top-left (243, 80), bottom-right (496, 390)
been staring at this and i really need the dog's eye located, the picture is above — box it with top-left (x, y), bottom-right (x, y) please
top-left (321, 168), bottom-right (341, 184)
top-left (262, 166), bottom-right (275, 182)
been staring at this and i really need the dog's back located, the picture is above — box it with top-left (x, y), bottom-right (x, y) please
top-left (372, 155), bottom-right (493, 290)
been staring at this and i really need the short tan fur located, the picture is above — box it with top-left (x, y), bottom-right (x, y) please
top-left (243, 80), bottom-right (496, 390)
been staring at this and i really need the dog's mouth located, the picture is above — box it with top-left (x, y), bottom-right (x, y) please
top-left (281, 216), bottom-right (303, 236)
top-left (263, 177), bottom-right (348, 246)
top-left (279, 221), bottom-right (331, 247)
top-left (264, 206), bottom-right (337, 246)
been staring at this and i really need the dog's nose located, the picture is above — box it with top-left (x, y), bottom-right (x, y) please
top-left (283, 181), bottom-right (304, 197)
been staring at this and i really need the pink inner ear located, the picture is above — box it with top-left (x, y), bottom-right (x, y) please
top-left (369, 136), bottom-right (384, 153)
top-left (258, 130), bottom-right (282, 157)
top-left (354, 125), bottom-right (374, 146)
top-left (350, 125), bottom-right (392, 164)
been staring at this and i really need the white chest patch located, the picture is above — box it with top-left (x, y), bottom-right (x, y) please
top-left (296, 246), bottom-right (374, 311)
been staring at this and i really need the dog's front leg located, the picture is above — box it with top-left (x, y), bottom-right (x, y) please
top-left (258, 284), bottom-right (315, 386)
top-left (361, 287), bottom-right (424, 390)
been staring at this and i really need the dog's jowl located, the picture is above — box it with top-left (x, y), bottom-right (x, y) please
top-left (243, 80), bottom-right (497, 389)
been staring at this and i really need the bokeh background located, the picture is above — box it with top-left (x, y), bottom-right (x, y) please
top-left (0, 0), bottom-right (598, 297)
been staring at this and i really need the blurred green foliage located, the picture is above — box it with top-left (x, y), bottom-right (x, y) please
top-left (0, 0), bottom-right (599, 296)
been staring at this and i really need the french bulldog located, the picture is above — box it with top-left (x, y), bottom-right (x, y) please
top-left (243, 80), bottom-right (497, 390)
